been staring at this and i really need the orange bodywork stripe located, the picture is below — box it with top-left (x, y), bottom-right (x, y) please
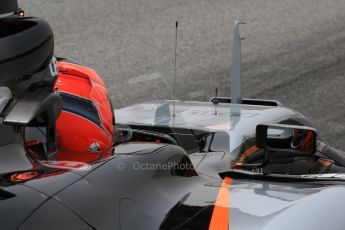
top-left (239, 145), bottom-right (258, 162)
top-left (319, 159), bottom-right (332, 172)
top-left (209, 177), bottom-right (232, 230)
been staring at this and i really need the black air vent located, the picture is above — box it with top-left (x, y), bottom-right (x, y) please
top-left (210, 97), bottom-right (281, 107)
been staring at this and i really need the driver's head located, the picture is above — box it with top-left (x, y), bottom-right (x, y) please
top-left (54, 61), bottom-right (115, 163)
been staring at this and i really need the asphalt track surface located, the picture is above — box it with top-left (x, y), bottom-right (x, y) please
top-left (20, 0), bottom-right (345, 148)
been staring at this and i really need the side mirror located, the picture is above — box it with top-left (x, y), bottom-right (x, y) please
top-left (256, 124), bottom-right (317, 155)
top-left (4, 92), bottom-right (63, 158)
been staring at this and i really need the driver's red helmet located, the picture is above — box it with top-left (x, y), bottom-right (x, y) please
top-left (54, 60), bottom-right (115, 163)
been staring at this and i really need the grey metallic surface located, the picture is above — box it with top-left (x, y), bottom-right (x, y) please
top-left (115, 101), bottom-right (306, 152)
top-left (115, 100), bottom-right (310, 178)
top-left (24, 171), bottom-right (81, 197)
top-left (0, 144), bottom-right (33, 174)
top-left (3, 2), bottom-right (345, 227)
top-left (230, 21), bottom-right (243, 104)
top-left (20, 0), bottom-right (345, 148)
top-left (18, 198), bottom-right (94, 230)
top-left (0, 185), bottom-right (47, 230)
top-left (228, 180), bottom-right (345, 230)
top-left (0, 104), bottom-right (342, 229)
top-left (0, 124), bottom-right (21, 145)
top-left (115, 101), bottom-right (302, 133)
top-left (55, 144), bottom-right (196, 229)
top-left (0, 87), bottom-right (11, 113)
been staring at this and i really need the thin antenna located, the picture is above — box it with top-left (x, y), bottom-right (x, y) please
top-left (213, 88), bottom-right (219, 105)
top-left (214, 88), bottom-right (218, 115)
top-left (230, 21), bottom-right (245, 104)
top-left (173, 21), bottom-right (178, 117)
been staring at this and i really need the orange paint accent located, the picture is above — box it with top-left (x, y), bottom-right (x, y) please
top-left (239, 145), bottom-right (258, 162)
top-left (209, 177), bottom-right (232, 230)
top-left (319, 159), bottom-right (332, 171)
top-left (233, 162), bottom-right (242, 169)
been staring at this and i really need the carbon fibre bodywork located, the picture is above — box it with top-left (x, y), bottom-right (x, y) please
top-left (2, 4), bottom-right (345, 229)
top-left (0, 0), bottom-right (17, 15)
top-left (114, 101), bottom-right (311, 177)
top-left (2, 141), bottom-right (345, 230)
top-left (4, 99), bottom-right (345, 230)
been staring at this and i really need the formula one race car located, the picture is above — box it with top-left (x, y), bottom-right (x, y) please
top-left (2, 1), bottom-right (345, 230)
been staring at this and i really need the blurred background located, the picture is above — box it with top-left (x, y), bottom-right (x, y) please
top-left (20, 0), bottom-right (345, 148)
